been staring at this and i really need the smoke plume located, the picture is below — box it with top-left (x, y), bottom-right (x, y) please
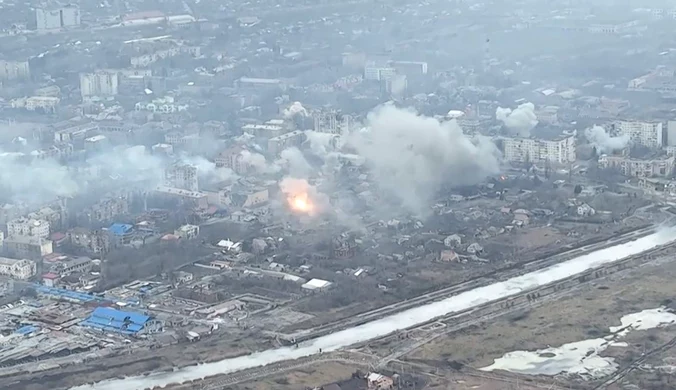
top-left (496, 102), bottom-right (538, 136)
top-left (347, 104), bottom-right (501, 214)
top-left (304, 131), bottom-right (340, 157)
top-left (585, 125), bottom-right (630, 154)
top-left (240, 150), bottom-right (279, 174)
top-left (277, 147), bottom-right (313, 178)
top-left (283, 102), bottom-right (308, 119)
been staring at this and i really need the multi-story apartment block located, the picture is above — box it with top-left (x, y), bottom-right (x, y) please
top-left (599, 154), bottom-right (675, 178)
top-left (7, 218), bottom-right (50, 239)
top-left (0, 257), bottom-right (36, 280)
top-left (612, 120), bottom-right (663, 148)
top-left (502, 134), bottom-right (576, 164)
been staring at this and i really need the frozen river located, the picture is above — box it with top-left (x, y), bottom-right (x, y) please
top-left (73, 228), bottom-right (675, 390)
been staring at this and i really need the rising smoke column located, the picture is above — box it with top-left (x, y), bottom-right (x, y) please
top-left (585, 125), bottom-right (630, 154)
top-left (277, 147), bottom-right (313, 178)
top-left (496, 102), bottom-right (538, 136)
top-left (240, 150), bottom-right (279, 174)
top-left (348, 104), bottom-right (501, 215)
top-left (283, 102), bottom-right (308, 118)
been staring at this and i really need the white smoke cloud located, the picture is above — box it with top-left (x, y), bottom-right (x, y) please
top-left (177, 155), bottom-right (238, 186)
top-left (240, 149), bottom-right (279, 174)
top-left (304, 131), bottom-right (339, 157)
top-left (585, 125), bottom-right (630, 154)
top-left (496, 102), bottom-right (538, 136)
top-left (283, 101), bottom-right (308, 119)
top-left (347, 104), bottom-right (501, 214)
top-left (277, 147), bottom-right (313, 177)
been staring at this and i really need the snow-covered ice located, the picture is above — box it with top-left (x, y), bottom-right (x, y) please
top-left (481, 308), bottom-right (676, 378)
top-left (72, 229), bottom-right (676, 390)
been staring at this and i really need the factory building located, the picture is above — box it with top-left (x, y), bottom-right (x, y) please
top-left (80, 307), bottom-right (158, 335)
top-left (612, 120), bottom-right (663, 148)
top-left (502, 134), bottom-right (576, 164)
top-left (165, 163), bottom-right (199, 192)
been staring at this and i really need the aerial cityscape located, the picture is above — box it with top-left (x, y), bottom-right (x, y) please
top-left (3, 0), bottom-right (676, 389)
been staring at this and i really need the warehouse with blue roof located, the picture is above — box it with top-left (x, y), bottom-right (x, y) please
top-left (81, 307), bottom-right (151, 335)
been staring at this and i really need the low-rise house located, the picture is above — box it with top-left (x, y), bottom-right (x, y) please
top-left (443, 234), bottom-right (462, 248)
top-left (174, 224), bottom-right (200, 239)
top-left (367, 372), bottom-right (394, 389)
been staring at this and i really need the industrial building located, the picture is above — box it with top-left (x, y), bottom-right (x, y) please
top-left (502, 134), bottom-right (576, 164)
top-left (80, 307), bottom-right (154, 335)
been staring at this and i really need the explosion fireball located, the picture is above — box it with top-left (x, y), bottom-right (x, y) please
top-left (289, 193), bottom-right (314, 214)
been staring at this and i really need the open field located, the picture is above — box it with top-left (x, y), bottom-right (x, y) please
top-left (401, 253), bottom-right (676, 386)
top-left (224, 361), bottom-right (357, 390)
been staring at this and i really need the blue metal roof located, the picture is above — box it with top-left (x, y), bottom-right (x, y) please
top-left (81, 307), bottom-right (150, 334)
top-left (35, 285), bottom-right (103, 303)
top-left (15, 325), bottom-right (39, 335)
top-left (109, 223), bottom-right (133, 236)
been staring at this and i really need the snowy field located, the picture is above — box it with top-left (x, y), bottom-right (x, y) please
top-left (482, 308), bottom-right (676, 378)
top-left (73, 228), bottom-right (676, 390)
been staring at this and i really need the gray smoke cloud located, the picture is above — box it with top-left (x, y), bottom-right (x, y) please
top-left (347, 104), bottom-right (501, 214)
top-left (585, 125), bottom-right (630, 154)
top-left (496, 102), bottom-right (538, 136)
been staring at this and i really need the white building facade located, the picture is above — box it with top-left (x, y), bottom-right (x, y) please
top-left (7, 218), bottom-right (50, 239)
top-left (0, 257), bottom-right (36, 280)
top-left (599, 155), bottom-right (675, 178)
top-left (36, 5), bottom-right (80, 30)
top-left (614, 120), bottom-right (663, 148)
top-left (503, 135), bottom-right (576, 164)
top-left (80, 71), bottom-right (119, 99)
